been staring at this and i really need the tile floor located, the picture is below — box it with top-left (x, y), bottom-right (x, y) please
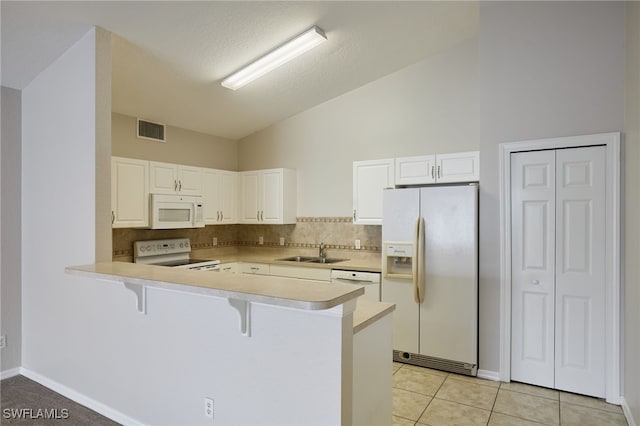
top-left (392, 362), bottom-right (628, 426)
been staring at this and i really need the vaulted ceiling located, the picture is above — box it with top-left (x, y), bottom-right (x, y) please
top-left (2, 1), bottom-right (478, 140)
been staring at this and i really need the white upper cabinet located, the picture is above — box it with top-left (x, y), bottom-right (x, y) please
top-left (202, 168), bottom-right (237, 225)
top-left (239, 168), bottom-right (296, 224)
top-left (111, 157), bottom-right (149, 228)
top-left (353, 159), bottom-right (395, 225)
top-left (395, 151), bottom-right (479, 185)
top-left (395, 155), bottom-right (436, 185)
top-left (150, 161), bottom-right (202, 196)
top-left (436, 151), bottom-right (480, 183)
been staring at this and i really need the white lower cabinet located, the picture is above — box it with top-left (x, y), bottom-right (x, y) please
top-left (239, 262), bottom-right (270, 275)
top-left (217, 262), bottom-right (238, 274)
top-left (269, 265), bottom-right (331, 282)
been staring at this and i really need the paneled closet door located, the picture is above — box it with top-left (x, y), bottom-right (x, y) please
top-left (511, 147), bottom-right (606, 398)
top-left (511, 150), bottom-right (556, 388)
top-left (555, 146), bottom-right (606, 397)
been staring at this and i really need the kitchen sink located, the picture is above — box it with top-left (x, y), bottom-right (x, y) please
top-left (277, 256), bottom-right (348, 264)
top-left (278, 256), bottom-right (317, 262)
top-left (307, 258), bottom-right (348, 264)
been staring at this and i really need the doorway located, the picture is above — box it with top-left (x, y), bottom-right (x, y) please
top-left (511, 146), bottom-right (605, 397)
top-left (498, 132), bottom-right (621, 404)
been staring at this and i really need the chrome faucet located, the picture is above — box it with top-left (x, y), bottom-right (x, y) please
top-left (319, 242), bottom-right (326, 259)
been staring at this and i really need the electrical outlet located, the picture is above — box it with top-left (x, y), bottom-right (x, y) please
top-left (259, 236), bottom-right (264, 245)
top-left (0, 335), bottom-right (6, 349)
top-left (212, 237), bottom-right (218, 246)
top-left (204, 397), bottom-right (214, 419)
top-left (279, 237), bottom-right (285, 246)
top-left (355, 239), bottom-right (361, 250)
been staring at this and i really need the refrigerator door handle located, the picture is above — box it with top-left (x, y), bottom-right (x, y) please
top-left (413, 217), bottom-right (426, 303)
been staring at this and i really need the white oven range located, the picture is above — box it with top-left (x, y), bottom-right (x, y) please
top-left (133, 238), bottom-right (220, 271)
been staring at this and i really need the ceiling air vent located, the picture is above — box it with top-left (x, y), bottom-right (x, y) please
top-left (137, 118), bottom-right (166, 142)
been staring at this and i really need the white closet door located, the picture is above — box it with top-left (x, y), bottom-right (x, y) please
top-left (555, 146), bottom-right (606, 397)
top-left (511, 150), bottom-right (556, 388)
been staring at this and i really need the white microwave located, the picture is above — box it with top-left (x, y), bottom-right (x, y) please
top-left (150, 194), bottom-right (205, 229)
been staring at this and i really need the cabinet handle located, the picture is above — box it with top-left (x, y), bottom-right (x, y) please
top-left (111, 211), bottom-right (115, 224)
top-left (353, 210), bottom-right (356, 221)
top-left (217, 211), bottom-right (220, 221)
top-left (437, 166), bottom-right (441, 179)
top-left (260, 211), bottom-right (264, 221)
top-left (257, 211), bottom-right (260, 221)
top-left (179, 180), bottom-right (182, 191)
top-left (431, 166), bottom-right (435, 179)
top-left (221, 212), bottom-right (224, 220)
top-left (174, 180), bottom-right (178, 191)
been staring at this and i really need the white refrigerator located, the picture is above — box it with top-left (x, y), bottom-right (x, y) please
top-left (381, 184), bottom-right (478, 376)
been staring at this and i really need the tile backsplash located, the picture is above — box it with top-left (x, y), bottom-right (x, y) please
top-left (113, 217), bottom-right (381, 261)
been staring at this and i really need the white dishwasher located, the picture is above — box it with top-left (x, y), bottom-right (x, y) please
top-left (330, 270), bottom-right (381, 302)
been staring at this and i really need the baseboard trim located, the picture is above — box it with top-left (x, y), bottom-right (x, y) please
top-left (19, 367), bottom-right (141, 426)
top-left (1, 367), bottom-right (22, 380)
top-left (621, 396), bottom-right (637, 426)
top-left (477, 369), bottom-right (501, 382)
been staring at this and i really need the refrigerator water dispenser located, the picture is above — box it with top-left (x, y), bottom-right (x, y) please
top-left (383, 242), bottom-right (414, 279)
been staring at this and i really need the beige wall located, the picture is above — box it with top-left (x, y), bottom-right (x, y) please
top-left (624, 1), bottom-right (640, 421)
top-left (477, 1), bottom-right (625, 374)
top-left (112, 112), bottom-right (238, 170)
top-left (1, 86), bottom-right (22, 372)
top-left (238, 38), bottom-right (479, 217)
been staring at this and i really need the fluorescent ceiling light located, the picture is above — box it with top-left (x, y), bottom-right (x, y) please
top-left (221, 26), bottom-right (327, 90)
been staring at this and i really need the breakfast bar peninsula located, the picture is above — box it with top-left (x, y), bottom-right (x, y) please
top-left (66, 262), bottom-right (393, 425)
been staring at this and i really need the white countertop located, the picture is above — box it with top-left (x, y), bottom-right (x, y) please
top-left (66, 261), bottom-right (364, 311)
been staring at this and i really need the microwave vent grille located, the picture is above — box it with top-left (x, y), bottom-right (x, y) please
top-left (137, 118), bottom-right (165, 142)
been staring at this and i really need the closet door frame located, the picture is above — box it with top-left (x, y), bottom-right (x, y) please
top-left (498, 132), bottom-right (621, 404)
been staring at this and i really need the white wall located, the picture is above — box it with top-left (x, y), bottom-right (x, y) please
top-left (21, 25), bottom-right (105, 385)
top-left (238, 38), bottom-right (478, 216)
top-left (1, 86), bottom-right (22, 372)
top-left (624, 2), bottom-right (640, 423)
top-left (477, 1), bottom-right (625, 373)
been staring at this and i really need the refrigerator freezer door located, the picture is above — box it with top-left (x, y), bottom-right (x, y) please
top-left (418, 185), bottom-right (478, 364)
top-left (382, 188), bottom-right (420, 353)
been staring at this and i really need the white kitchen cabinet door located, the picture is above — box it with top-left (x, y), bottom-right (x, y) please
top-left (219, 171), bottom-right (237, 224)
top-left (436, 151), bottom-right (479, 183)
top-left (202, 169), bottom-right (222, 224)
top-left (149, 161), bottom-right (178, 194)
top-left (111, 157), bottom-right (149, 228)
top-left (353, 159), bottom-right (394, 225)
top-left (177, 165), bottom-right (202, 196)
top-left (239, 171), bottom-right (261, 223)
top-left (269, 264), bottom-right (331, 282)
top-left (150, 161), bottom-right (202, 195)
top-left (239, 169), bottom-right (296, 224)
top-left (395, 155), bottom-right (436, 185)
top-left (239, 262), bottom-right (270, 275)
top-left (511, 147), bottom-right (606, 398)
top-left (202, 168), bottom-right (237, 225)
top-left (218, 262), bottom-right (239, 274)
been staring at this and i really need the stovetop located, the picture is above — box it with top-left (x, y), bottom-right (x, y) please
top-left (156, 258), bottom-right (217, 267)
